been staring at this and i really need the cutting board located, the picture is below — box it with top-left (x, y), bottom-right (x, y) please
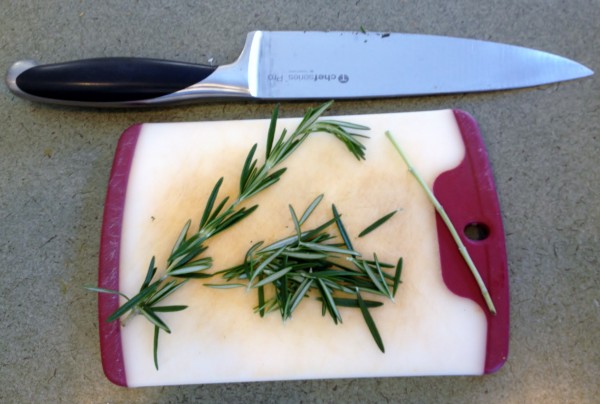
top-left (97, 109), bottom-right (509, 387)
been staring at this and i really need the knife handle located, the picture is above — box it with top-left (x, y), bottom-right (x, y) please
top-left (7, 32), bottom-right (262, 107)
top-left (9, 58), bottom-right (217, 103)
top-left (6, 56), bottom-right (254, 107)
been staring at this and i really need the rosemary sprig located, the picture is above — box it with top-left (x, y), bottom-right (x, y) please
top-left (385, 131), bottom-right (497, 315)
top-left (210, 194), bottom-right (403, 352)
top-left (86, 101), bottom-right (370, 368)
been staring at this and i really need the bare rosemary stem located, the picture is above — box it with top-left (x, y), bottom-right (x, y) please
top-left (385, 131), bottom-right (497, 315)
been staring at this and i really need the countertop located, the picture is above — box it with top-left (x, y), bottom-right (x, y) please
top-left (1, 1), bottom-right (598, 403)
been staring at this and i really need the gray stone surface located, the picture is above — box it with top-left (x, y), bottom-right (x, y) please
top-left (1, 1), bottom-right (598, 402)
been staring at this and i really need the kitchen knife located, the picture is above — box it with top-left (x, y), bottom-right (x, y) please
top-left (6, 31), bottom-right (593, 107)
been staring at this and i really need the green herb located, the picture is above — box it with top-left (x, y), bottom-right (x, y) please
top-left (213, 194), bottom-right (403, 352)
top-left (385, 131), bottom-right (497, 315)
top-left (332, 204), bottom-right (354, 250)
top-left (356, 288), bottom-right (385, 352)
top-left (358, 210), bottom-right (398, 237)
top-left (392, 257), bottom-right (403, 298)
top-left (316, 296), bottom-right (384, 308)
top-left (86, 101), bottom-right (369, 369)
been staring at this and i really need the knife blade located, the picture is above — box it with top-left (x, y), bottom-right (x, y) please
top-left (6, 31), bottom-right (593, 107)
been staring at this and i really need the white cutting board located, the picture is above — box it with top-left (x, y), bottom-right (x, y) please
top-left (97, 109), bottom-right (509, 387)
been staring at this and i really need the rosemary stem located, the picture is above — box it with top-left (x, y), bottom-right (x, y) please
top-left (385, 131), bottom-right (497, 316)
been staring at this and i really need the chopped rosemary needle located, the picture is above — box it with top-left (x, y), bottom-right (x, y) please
top-left (212, 194), bottom-right (403, 353)
top-left (358, 210), bottom-right (398, 237)
top-left (356, 288), bottom-right (385, 353)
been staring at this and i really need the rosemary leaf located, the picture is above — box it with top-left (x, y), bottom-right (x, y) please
top-left (200, 177), bottom-right (224, 229)
top-left (297, 101), bottom-right (333, 134)
top-left (316, 297), bottom-right (384, 308)
top-left (152, 305), bottom-right (188, 312)
top-left (358, 210), bottom-right (398, 237)
top-left (172, 272), bottom-right (213, 279)
top-left (167, 257), bottom-right (212, 277)
top-left (153, 325), bottom-right (160, 370)
top-left (318, 119), bottom-right (369, 131)
top-left (282, 251), bottom-right (328, 260)
top-left (141, 256), bottom-right (157, 291)
top-left (83, 286), bottom-right (129, 299)
top-left (393, 257), bottom-right (403, 298)
top-left (373, 253), bottom-right (393, 300)
top-left (214, 265), bottom-right (245, 280)
top-left (204, 283), bottom-right (247, 289)
top-left (308, 270), bottom-right (364, 279)
top-left (269, 128), bottom-right (288, 162)
top-left (289, 204), bottom-right (302, 239)
top-left (356, 289), bottom-right (385, 353)
top-left (350, 258), bottom-right (389, 298)
top-left (363, 259), bottom-right (395, 269)
top-left (321, 278), bottom-right (358, 295)
top-left (287, 278), bottom-right (313, 318)
top-left (265, 104), bottom-right (279, 159)
top-left (277, 275), bottom-right (289, 319)
top-left (299, 194), bottom-right (324, 225)
top-left (139, 307), bottom-right (171, 333)
top-left (264, 167), bottom-right (288, 184)
top-left (240, 144), bottom-right (258, 193)
top-left (317, 278), bottom-right (342, 324)
top-left (332, 204), bottom-right (354, 251)
top-left (253, 266), bottom-right (294, 288)
top-left (354, 286), bottom-right (391, 298)
top-left (169, 220), bottom-right (191, 263)
top-left (244, 258), bottom-right (254, 284)
top-left (299, 241), bottom-right (360, 256)
top-left (257, 280), bottom-right (266, 317)
top-left (260, 234), bottom-right (302, 252)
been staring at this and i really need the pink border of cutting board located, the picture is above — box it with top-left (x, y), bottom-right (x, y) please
top-left (434, 110), bottom-right (509, 373)
top-left (97, 124), bottom-right (141, 387)
top-left (97, 111), bottom-right (509, 386)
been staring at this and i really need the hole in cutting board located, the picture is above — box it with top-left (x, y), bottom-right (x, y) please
top-left (464, 222), bottom-right (490, 241)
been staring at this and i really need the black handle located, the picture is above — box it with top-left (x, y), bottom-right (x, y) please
top-left (13, 58), bottom-right (217, 103)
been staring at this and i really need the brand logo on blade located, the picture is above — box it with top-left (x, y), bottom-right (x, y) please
top-left (267, 72), bottom-right (350, 84)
